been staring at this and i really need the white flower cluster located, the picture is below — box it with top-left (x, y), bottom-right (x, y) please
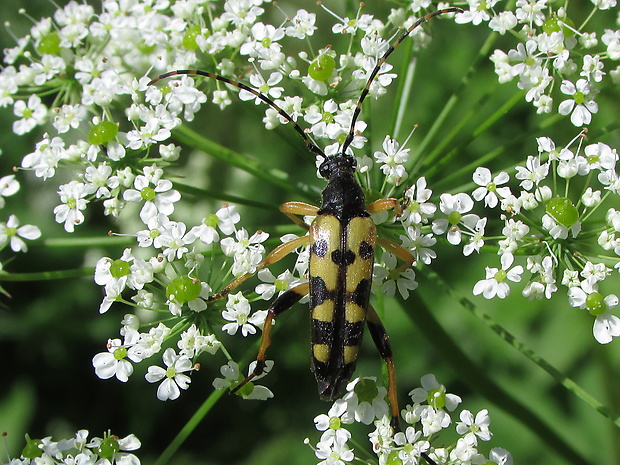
top-left (9, 430), bottom-right (140, 465)
top-left (307, 375), bottom-right (512, 465)
top-left (456, 0), bottom-right (620, 125)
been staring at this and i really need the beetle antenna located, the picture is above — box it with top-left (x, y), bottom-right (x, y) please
top-left (340, 7), bottom-right (463, 155)
top-left (149, 70), bottom-right (327, 160)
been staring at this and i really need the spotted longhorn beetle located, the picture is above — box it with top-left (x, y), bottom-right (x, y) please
top-left (150, 7), bottom-right (462, 434)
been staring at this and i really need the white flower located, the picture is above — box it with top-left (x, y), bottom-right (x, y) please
top-left (285, 9), bottom-right (317, 39)
top-left (92, 333), bottom-right (141, 382)
top-left (314, 439), bottom-right (354, 465)
top-left (558, 79), bottom-right (598, 126)
top-left (157, 221), bottom-right (196, 261)
top-left (341, 377), bottom-right (389, 425)
top-left (432, 193), bottom-right (478, 245)
top-left (401, 177), bottom-right (436, 226)
top-left (221, 292), bottom-right (267, 336)
top-left (0, 175), bottom-right (19, 208)
top-left (12, 94), bottom-right (47, 134)
top-left (567, 282), bottom-right (620, 344)
top-left (145, 348), bottom-right (193, 401)
top-left (456, 409), bottom-right (492, 443)
top-left (408, 374), bottom-right (462, 412)
top-left (255, 268), bottom-right (299, 300)
top-left (190, 204), bottom-right (241, 245)
top-left (239, 72), bottom-right (284, 104)
top-left (212, 360), bottom-right (274, 400)
top-left (393, 426), bottom-right (430, 464)
top-left (515, 156), bottom-right (549, 191)
top-left (86, 433), bottom-right (141, 465)
top-left (178, 324), bottom-right (221, 359)
top-left (53, 181), bottom-right (89, 232)
top-left (123, 175), bottom-right (181, 223)
top-left (473, 253), bottom-right (524, 299)
top-left (313, 399), bottom-right (352, 446)
top-left (0, 215), bottom-right (41, 252)
top-left (373, 135), bottom-right (410, 185)
top-left (461, 217), bottom-right (486, 256)
top-left (376, 251), bottom-right (418, 299)
top-left (472, 167), bottom-right (511, 208)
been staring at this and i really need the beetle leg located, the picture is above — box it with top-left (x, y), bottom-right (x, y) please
top-left (376, 237), bottom-right (415, 272)
top-left (366, 197), bottom-right (403, 217)
top-left (280, 201), bottom-right (319, 231)
top-left (231, 282), bottom-right (310, 394)
top-left (366, 304), bottom-right (400, 431)
top-left (206, 235), bottom-right (309, 302)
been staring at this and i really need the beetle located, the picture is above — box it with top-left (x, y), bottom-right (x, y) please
top-left (150, 7), bottom-right (461, 432)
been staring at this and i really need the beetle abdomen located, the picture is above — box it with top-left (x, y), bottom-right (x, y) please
top-left (309, 214), bottom-right (376, 400)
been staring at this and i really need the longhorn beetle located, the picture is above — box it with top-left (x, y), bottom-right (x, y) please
top-left (150, 7), bottom-right (461, 435)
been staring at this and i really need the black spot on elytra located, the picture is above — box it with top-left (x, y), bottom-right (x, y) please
top-left (331, 249), bottom-right (355, 266)
top-left (309, 276), bottom-right (330, 308)
top-left (312, 239), bottom-right (328, 257)
top-left (311, 320), bottom-right (334, 344)
top-left (359, 241), bottom-right (373, 260)
top-left (343, 320), bottom-right (365, 345)
top-left (351, 279), bottom-right (372, 308)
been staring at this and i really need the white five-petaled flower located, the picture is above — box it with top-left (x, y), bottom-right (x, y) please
top-left (456, 409), bottom-right (493, 443)
top-left (393, 426), bottom-right (431, 464)
top-left (375, 251), bottom-right (418, 299)
top-left (515, 155), bottom-right (549, 191)
top-left (342, 377), bottom-right (389, 426)
top-left (145, 348), bottom-right (193, 401)
top-left (122, 175), bottom-right (181, 223)
top-left (239, 72), bottom-right (284, 104)
top-left (373, 135), bottom-right (410, 185)
top-left (190, 204), bottom-right (241, 245)
top-left (401, 177), bottom-right (436, 226)
top-left (472, 167), bottom-right (512, 208)
top-left (314, 439), bottom-right (354, 465)
top-left (558, 79), bottom-right (599, 126)
top-left (313, 399), bottom-right (353, 446)
top-left (92, 333), bottom-right (141, 382)
top-left (221, 292), bottom-right (268, 336)
top-left (432, 193), bottom-right (479, 245)
top-left (53, 181), bottom-right (89, 232)
top-left (567, 281), bottom-right (620, 344)
top-left (473, 253), bottom-right (524, 299)
top-left (12, 94), bottom-right (47, 135)
top-left (0, 215), bottom-right (41, 252)
top-left (86, 433), bottom-right (141, 464)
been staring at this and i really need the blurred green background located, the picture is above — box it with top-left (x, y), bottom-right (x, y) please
top-left (1, 1), bottom-right (619, 465)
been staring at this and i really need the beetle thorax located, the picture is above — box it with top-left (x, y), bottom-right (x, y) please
top-left (318, 154), bottom-right (367, 221)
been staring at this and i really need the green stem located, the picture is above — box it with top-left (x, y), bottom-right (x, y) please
top-left (172, 125), bottom-right (312, 198)
top-left (41, 236), bottom-right (133, 248)
top-left (411, 30), bottom-right (498, 165)
top-left (173, 181), bottom-right (277, 211)
top-left (0, 268), bottom-right (94, 281)
top-left (152, 388), bottom-right (226, 465)
top-left (391, 48), bottom-right (416, 140)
